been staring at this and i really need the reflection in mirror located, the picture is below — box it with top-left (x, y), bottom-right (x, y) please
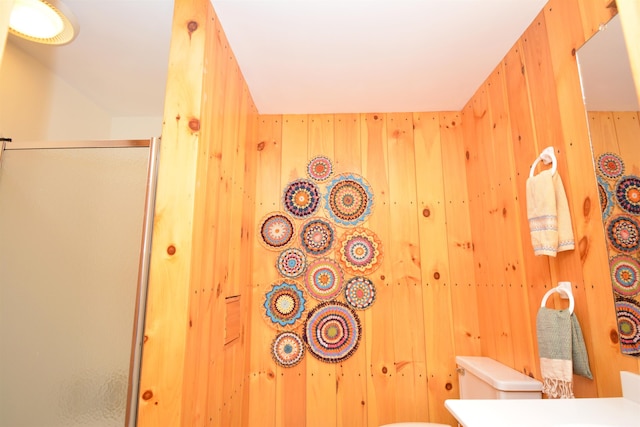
top-left (578, 14), bottom-right (640, 357)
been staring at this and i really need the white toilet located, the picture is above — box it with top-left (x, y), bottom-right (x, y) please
top-left (455, 355), bottom-right (542, 399)
top-left (380, 356), bottom-right (542, 427)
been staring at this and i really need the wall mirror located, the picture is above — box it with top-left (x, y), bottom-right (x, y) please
top-left (577, 13), bottom-right (640, 357)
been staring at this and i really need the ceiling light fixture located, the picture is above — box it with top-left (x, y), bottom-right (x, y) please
top-left (8, 0), bottom-right (79, 45)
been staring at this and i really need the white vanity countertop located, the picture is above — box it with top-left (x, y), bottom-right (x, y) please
top-left (444, 397), bottom-right (640, 427)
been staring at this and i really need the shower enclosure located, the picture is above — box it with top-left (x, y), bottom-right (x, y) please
top-left (0, 138), bottom-right (159, 426)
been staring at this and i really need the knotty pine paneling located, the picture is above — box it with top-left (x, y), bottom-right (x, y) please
top-left (246, 115), bottom-right (282, 427)
top-left (413, 112), bottom-right (460, 426)
top-left (461, 0), bottom-right (640, 400)
top-left (360, 113), bottom-right (396, 427)
top-left (140, 0), bottom-right (640, 426)
top-left (138, 0), bottom-right (258, 425)
top-left (333, 115), bottom-right (369, 427)
top-left (247, 113), bottom-right (466, 427)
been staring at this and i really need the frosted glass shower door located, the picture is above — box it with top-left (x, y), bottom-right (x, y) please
top-left (0, 143), bottom-right (149, 427)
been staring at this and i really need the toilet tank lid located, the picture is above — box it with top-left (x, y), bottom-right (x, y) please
top-left (456, 356), bottom-right (542, 392)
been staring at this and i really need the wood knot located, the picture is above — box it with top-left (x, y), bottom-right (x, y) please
top-left (610, 329), bottom-right (619, 344)
top-left (380, 275), bottom-right (385, 281)
top-left (433, 272), bottom-right (440, 280)
top-left (583, 196), bottom-right (591, 217)
top-left (578, 236), bottom-right (589, 261)
top-left (381, 366), bottom-right (388, 374)
top-left (373, 115), bottom-right (379, 120)
top-left (422, 208), bottom-right (431, 217)
top-left (445, 382), bottom-right (453, 391)
top-left (167, 245), bottom-right (176, 256)
top-left (188, 118), bottom-right (200, 132)
top-left (142, 390), bottom-right (153, 400)
top-left (571, 48), bottom-right (576, 56)
top-left (187, 21), bottom-right (198, 33)
top-left (257, 141), bottom-right (266, 151)
top-left (465, 150), bottom-right (469, 160)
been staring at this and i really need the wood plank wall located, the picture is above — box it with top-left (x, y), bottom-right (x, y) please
top-left (137, 0), bottom-right (258, 425)
top-left (138, 0), bottom-right (640, 426)
top-left (247, 113), bottom-right (475, 427)
top-left (461, 0), bottom-right (640, 401)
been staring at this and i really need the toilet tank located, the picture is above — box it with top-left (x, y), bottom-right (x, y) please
top-left (456, 356), bottom-right (542, 399)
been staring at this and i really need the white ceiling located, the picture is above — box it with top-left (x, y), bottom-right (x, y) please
top-left (13, 0), bottom-right (620, 117)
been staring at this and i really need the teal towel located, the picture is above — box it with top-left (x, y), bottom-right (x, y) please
top-left (536, 307), bottom-right (592, 399)
top-left (571, 313), bottom-right (593, 380)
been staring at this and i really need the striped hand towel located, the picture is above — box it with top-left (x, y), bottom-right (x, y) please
top-left (536, 307), bottom-right (592, 399)
top-left (526, 169), bottom-right (575, 256)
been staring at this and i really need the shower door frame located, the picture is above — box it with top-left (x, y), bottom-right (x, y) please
top-left (0, 137), bottom-right (160, 427)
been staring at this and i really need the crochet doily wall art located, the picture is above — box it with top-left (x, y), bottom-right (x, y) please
top-left (263, 280), bottom-right (308, 330)
top-left (282, 178), bottom-right (321, 219)
top-left (324, 173), bottom-right (374, 227)
top-left (615, 297), bottom-right (640, 355)
top-left (607, 215), bottom-right (640, 253)
top-left (257, 156), bottom-right (384, 366)
top-left (597, 152), bottom-right (625, 179)
top-left (344, 276), bottom-right (376, 310)
top-left (259, 212), bottom-right (295, 251)
top-left (598, 175), bottom-right (614, 221)
top-left (610, 255), bottom-right (640, 298)
top-left (276, 248), bottom-right (307, 279)
top-left (303, 301), bottom-right (362, 363)
top-left (304, 258), bottom-right (345, 302)
top-left (271, 331), bottom-right (305, 368)
top-left (300, 217), bottom-right (335, 257)
top-left (307, 156), bottom-right (333, 182)
top-left (615, 175), bottom-right (640, 216)
top-left (336, 227), bottom-right (383, 276)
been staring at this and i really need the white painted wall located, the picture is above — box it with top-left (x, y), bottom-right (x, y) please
top-left (0, 40), bottom-right (162, 142)
top-left (111, 116), bottom-right (161, 140)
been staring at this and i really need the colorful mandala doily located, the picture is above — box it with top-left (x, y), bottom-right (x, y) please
top-left (597, 152), bottom-right (625, 179)
top-left (271, 331), bottom-right (305, 368)
top-left (259, 212), bottom-right (295, 251)
top-left (303, 301), bottom-right (362, 363)
top-left (336, 227), bottom-right (383, 276)
top-left (610, 255), bottom-right (640, 298)
top-left (324, 173), bottom-right (374, 227)
top-left (307, 156), bottom-right (333, 182)
top-left (263, 280), bottom-right (308, 330)
top-left (598, 175), bottom-right (614, 221)
top-left (304, 258), bottom-right (345, 301)
top-left (300, 218), bottom-right (335, 257)
top-left (276, 248), bottom-right (307, 279)
top-left (283, 179), bottom-right (321, 219)
top-left (615, 175), bottom-right (640, 216)
top-left (344, 276), bottom-right (376, 310)
top-left (615, 297), bottom-right (640, 355)
top-left (607, 215), bottom-right (640, 253)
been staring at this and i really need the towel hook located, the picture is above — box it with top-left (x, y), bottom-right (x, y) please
top-left (540, 281), bottom-right (574, 314)
top-left (529, 146), bottom-right (557, 178)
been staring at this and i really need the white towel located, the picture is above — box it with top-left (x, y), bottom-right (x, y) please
top-left (526, 169), bottom-right (575, 256)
